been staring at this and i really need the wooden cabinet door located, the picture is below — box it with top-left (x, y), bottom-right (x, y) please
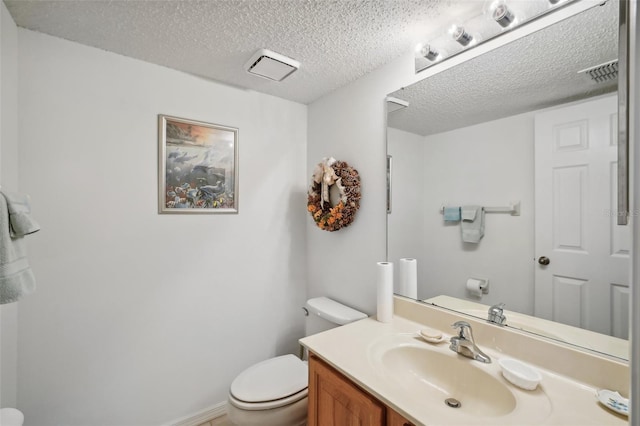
top-left (387, 408), bottom-right (415, 426)
top-left (308, 354), bottom-right (385, 426)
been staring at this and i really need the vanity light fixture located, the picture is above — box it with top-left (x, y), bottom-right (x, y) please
top-left (419, 44), bottom-right (440, 61)
top-left (414, 0), bottom-right (590, 74)
top-left (416, 44), bottom-right (441, 62)
top-left (493, 3), bottom-right (516, 28)
top-left (452, 25), bottom-right (473, 46)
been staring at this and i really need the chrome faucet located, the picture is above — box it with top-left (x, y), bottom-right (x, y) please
top-left (449, 321), bottom-right (492, 363)
top-left (488, 303), bottom-right (507, 325)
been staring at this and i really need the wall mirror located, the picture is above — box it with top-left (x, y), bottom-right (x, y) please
top-left (386, 0), bottom-right (630, 360)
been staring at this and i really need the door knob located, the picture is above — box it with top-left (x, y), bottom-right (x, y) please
top-left (538, 256), bottom-right (550, 265)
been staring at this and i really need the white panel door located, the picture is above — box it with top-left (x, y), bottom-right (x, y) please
top-left (534, 95), bottom-right (630, 337)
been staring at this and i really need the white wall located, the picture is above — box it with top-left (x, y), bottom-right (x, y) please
top-left (386, 127), bottom-right (426, 293)
top-left (0, 1), bottom-right (20, 410)
top-left (305, 48), bottom-right (533, 314)
top-left (306, 53), bottom-right (415, 314)
top-left (422, 112), bottom-right (535, 313)
top-left (389, 112), bottom-right (536, 314)
top-left (17, 29), bottom-right (307, 425)
top-left (303, 0), bottom-right (604, 318)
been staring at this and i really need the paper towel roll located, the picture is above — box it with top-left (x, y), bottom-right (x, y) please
top-left (399, 258), bottom-right (417, 299)
top-left (466, 278), bottom-right (485, 297)
top-left (376, 262), bottom-right (394, 323)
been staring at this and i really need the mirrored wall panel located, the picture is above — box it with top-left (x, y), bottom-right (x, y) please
top-left (386, 0), bottom-right (630, 360)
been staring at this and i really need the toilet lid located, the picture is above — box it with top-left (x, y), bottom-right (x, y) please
top-left (0, 408), bottom-right (24, 426)
top-left (230, 354), bottom-right (308, 403)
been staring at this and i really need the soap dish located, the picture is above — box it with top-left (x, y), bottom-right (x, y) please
top-left (596, 389), bottom-right (629, 416)
top-left (418, 327), bottom-right (445, 344)
top-left (498, 358), bottom-right (542, 390)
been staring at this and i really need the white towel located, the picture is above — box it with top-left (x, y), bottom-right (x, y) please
top-left (0, 193), bottom-right (36, 304)
top-left (461, 205), bottom-right (484, 243)
top-left (1, 190), bottom-right (40, 237)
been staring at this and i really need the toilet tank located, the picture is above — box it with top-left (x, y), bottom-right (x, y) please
top-left (304, 297), bottom-right (367, 336)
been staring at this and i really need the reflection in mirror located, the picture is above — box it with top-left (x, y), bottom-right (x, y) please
top-left (386, 0), bottom-right (630, 360)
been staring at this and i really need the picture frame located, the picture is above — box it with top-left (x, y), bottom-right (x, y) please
top-left (158, 114), bottom-right (239, 214)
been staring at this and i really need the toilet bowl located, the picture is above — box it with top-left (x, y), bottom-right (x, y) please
top-left (227, 354), bottom-right (308, 425)
top-left (0, 408), bottom-right (24, 426)
top-left (226, 297), bottom-right (367, 425)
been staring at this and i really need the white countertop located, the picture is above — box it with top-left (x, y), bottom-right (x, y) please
top-left (300, 313), bottom-right (628, 426)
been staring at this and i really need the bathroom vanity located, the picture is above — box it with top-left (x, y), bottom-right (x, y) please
top-left (300, 296), bottom-right (629, 425)
top-left (308, 353), bottom-right (414, 426)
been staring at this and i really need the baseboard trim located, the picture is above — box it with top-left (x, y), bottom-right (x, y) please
top-left (170, 401), bottom-right (227, 426)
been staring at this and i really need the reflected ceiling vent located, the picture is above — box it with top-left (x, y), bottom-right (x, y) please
top-left (245, 49), bottom-right (300, 82)
top-left (578, 59), bottom-right (618, 84)
top-left (386, 96), bottom-right (409, 113)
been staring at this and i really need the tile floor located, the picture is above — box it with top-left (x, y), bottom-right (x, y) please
top-left (198, 414), bottom-right (233, 426)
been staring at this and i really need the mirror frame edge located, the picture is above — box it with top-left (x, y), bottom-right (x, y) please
top-left (628, 0), bottom-right (639, 421)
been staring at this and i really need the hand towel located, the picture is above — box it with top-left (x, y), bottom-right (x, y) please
top-left (461, 205), bottom-right (484, 243)
top-left (0, 190), bottom-right (40, 237)
top-left (443, 206), bottom-right (461, 222)
top-left (0, 194), bottom-right (36, 304)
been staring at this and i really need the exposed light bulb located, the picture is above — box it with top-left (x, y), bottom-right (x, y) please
top-left (420, 44), bottom-right (440, 61)
top-left (493, 3), bottom-right (515, 28)
top-left (452, 26), bottom-right (473, 46)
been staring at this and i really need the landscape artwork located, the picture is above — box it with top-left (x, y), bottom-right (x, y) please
top-left (158, 115), bottom-right (239, 214)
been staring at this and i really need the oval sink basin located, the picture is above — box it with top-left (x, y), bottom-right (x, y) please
top-left (368, 334), bottom-right (553, 424)
top-left (381, 344), bottom-right (516, 417)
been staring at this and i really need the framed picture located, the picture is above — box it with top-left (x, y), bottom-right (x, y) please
top-left (158, 115), bottom-right (239, 214)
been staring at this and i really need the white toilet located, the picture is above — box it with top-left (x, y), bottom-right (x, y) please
top-left (226, 297), bottom-right (367, 425)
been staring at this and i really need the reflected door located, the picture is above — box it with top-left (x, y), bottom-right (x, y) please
top-left (534, 94), bottom-right (630, 338)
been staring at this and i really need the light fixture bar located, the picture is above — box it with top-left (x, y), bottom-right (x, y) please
top-left (415, 0), bottom-right (592, 74)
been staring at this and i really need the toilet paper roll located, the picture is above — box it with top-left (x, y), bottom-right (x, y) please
top-left (399, 258), bottom-right (417, 299)
top-left (466, 278), bottom-right (485, 297)
top-left (376, 262), bottom-right (394, 323)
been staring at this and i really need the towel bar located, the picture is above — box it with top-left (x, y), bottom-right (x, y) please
top-left (440, 201), bottom-right (520, 216)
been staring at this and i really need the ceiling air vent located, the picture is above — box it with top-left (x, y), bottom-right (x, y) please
top-left (578, 59), bottom-right (618, 84)
top-left (245, 49), bottom-right (300, 82)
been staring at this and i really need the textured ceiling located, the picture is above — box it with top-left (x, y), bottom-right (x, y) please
top-left (4, 0), bottom-right (485, 104)
top-left (388, 0), bottom-right (618, 136)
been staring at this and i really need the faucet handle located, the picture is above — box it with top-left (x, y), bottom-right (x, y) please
top-left (452, 320), bottom-right (471, 329)
top-left (451, 321), bottom-right (472, 337)
top-left (488, 303), bottom-right (507, 325)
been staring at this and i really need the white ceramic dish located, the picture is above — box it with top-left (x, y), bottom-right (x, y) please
top-left (596, 389), bottom-right (629, 416)
top-left (419, 327), bottom-right (445, 343)
top-left (498, 357), bottom-right (542, 390)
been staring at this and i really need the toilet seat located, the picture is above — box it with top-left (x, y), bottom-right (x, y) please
top-left (229, 387), bottom-right (308, 410)
top-left (229, 354), bottom-right (308, 411)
